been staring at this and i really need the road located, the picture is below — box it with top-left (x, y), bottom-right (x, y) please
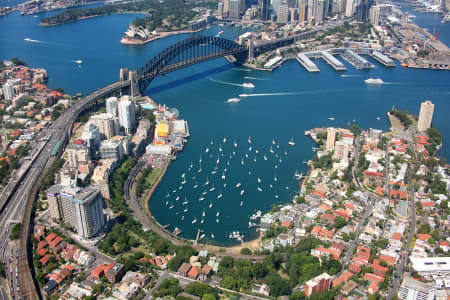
top-left (0, 80), bottom-right (130, 299)
top-left (386, 129), bottom-right (417, 300)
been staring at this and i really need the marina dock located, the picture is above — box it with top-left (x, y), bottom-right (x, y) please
top-left (320, 51), bottom-right (347, 71)
top-left (296, 53), bottom-right (320, 72)
top-left (371, 51), bottom-right (396, 67)
top-left (338, 49), bottom-right (374, 69)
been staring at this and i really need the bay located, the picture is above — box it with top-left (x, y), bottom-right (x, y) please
top-left (0, 8), bottom-right (449, 245)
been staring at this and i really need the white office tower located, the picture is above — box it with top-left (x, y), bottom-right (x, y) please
top-left (369, 5), bottom-right (380, 25)
top-left (345, 0), bottom-right (353, 16)
top-left (229, 0), bottom-right (240, 19)
top-left (417, 100), bottom-right (434, 132)
top-left (326, 127), bottom-right (336, 151)
top-left (2, 82), bottom-right (15, 101)
top-left (90, 113), bottom-right (119, 139)
top-left (81, 123), bottom-right (101, 150)
top-left (307, 0), bottom-right (315, 22)
top-left (106, 96), bottom-right (119, 117)
top-left (118, 98), bottom-right (136, 133)
top-left (277, 1), bottom-right (289, 22)
top-left (73, 186), bottom-right (105, 238)
top-left (218, 2), bottom-right (224, 17)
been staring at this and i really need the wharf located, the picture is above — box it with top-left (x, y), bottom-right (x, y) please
top-left (296, 53), bottom-right (320, 72)
top-left (371, 51), bottom-right (396, 67)
top-left (319, 51), bottom-right (347, 71)
top-left (339, 49), bottom-right (374, 69)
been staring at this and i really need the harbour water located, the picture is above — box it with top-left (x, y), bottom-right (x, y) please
top-left (0, 6), bottom-right (449, 245)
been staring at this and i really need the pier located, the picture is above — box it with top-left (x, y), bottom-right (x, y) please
top-left (371, 51), bottom-right (396, 67)
top-left (296, 53), bottom-right (320, 72)
top-left (338, 49), bottom-right (374, 69)
top-left (320, 51), bottom-right (347, 71)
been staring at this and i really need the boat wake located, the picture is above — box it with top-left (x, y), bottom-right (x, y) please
top-left (239, 87), bottom-right (362, 98)
top-left (244, 76), bottom-right (272, 81)
top-left (70, 60), bottom-right (83, 64)
top-left (208, 78), bottom-right (255, 88)
top-left (24, 38), bottom-right (47, 44)
top-left (341, 74), bottom-right (361, 77)
top-left (233, 68), bottom-right (252, 72)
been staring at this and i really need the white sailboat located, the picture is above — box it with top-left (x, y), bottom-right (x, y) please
top-left (199, 197), bottom-right (205, 201)
top-left (216, 211), bottom-right (220, 217)
top-left (264, 155), bottom-right (267, 161)
top-left (209, 200), bottom-right (213, 208)
top-left (257, 177), bottom-right (262, 183)
top-left (240, 201), bottom-right (244, 206)
top-left (219, 144), bottom-right (223, 152)
top-left (204, 176), bottom-right (210, 186)
top-left (175, 196), bottom-right (180, 201)
top-left (248, 136), bottom-right (252, 144)
top-left (241, 159), bottom-right (244, 165)
top-left (193, 182), bottom-right (198, 189)
top-left (223, 137), bottom-right (227, 143)
top-left (217, 193), bottom-right (223, 199)
top-left (257, 187), bottom-right (263, 192)
top-left (192, 218), bottom-right (197, 224)
top-left (236, 182), bottom-right (242, 188)
top-left (240, 190), bottom-right (245, 196)
top-left (234, 140), bottom-right (238, 147)
top-left (205, 148), bottom-right (210, 153)
top-left (209, 186), bottom-right (216, 192)
top-left (221, 172), bottom-right (226, 180)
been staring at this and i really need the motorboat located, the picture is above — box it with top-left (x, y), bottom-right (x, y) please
top-left (227, 98), bottom-right (241, 103)
top-left (364, 78), bottom-right (384, 85)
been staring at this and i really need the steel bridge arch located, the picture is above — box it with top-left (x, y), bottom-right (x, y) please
top-left (137, 35), bottom-right (248, 92)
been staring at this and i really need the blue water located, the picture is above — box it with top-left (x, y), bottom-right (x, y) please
top-left (0, 8), bottom-right (449, 245)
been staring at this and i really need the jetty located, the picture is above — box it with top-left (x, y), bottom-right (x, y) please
top-left (320, 51), bottom-right (347, 70)
top-left (296, 53), bottom-right (320, 72)
top-left (338, 49), bottom-right (374, 69)
top-left (371, 51), bottom-right (396, 67)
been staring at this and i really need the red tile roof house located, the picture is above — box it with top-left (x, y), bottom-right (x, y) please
top-left (39, 254), bottom-right (53, 266)
top-left (417, 234), bottom-right (432, 242)
top-left (349, 262), bottom-right (362, 273)
top-left (49, 236), bottom-right (66, 253)
top-left (45, 233), bottom-right (58, 243)
top-left (199, 265), bottom-right (212, 281)
top-left (389, 190), bottom-right (407, 200)
top-left (320, 214), bottom-right (336, 225)
top-left (332, 271), bottom-right (353, 287)
top-left (334, 209), bottom-right (351, 221)
top-left (364, 273), bottom-right (385, 283)
top-left (312, 245), bottom-right (342, 260)
top-left (392, 232), bottom-right (402, 241)
top-left (37, 248), bottom-right (49, 257)
top-left (91, 264), bottom-right (106, 280)
top-left (380, 255), bottom-right (396, 266)
top-left (364, 171), bottom-right (384, 187)
top-left (188, 266), bottom-right (200, 280)
top-left (371, 260), bottom-right (389, 277)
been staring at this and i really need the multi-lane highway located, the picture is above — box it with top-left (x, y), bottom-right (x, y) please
top-left (0, 80), bottom-right (130, 299)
